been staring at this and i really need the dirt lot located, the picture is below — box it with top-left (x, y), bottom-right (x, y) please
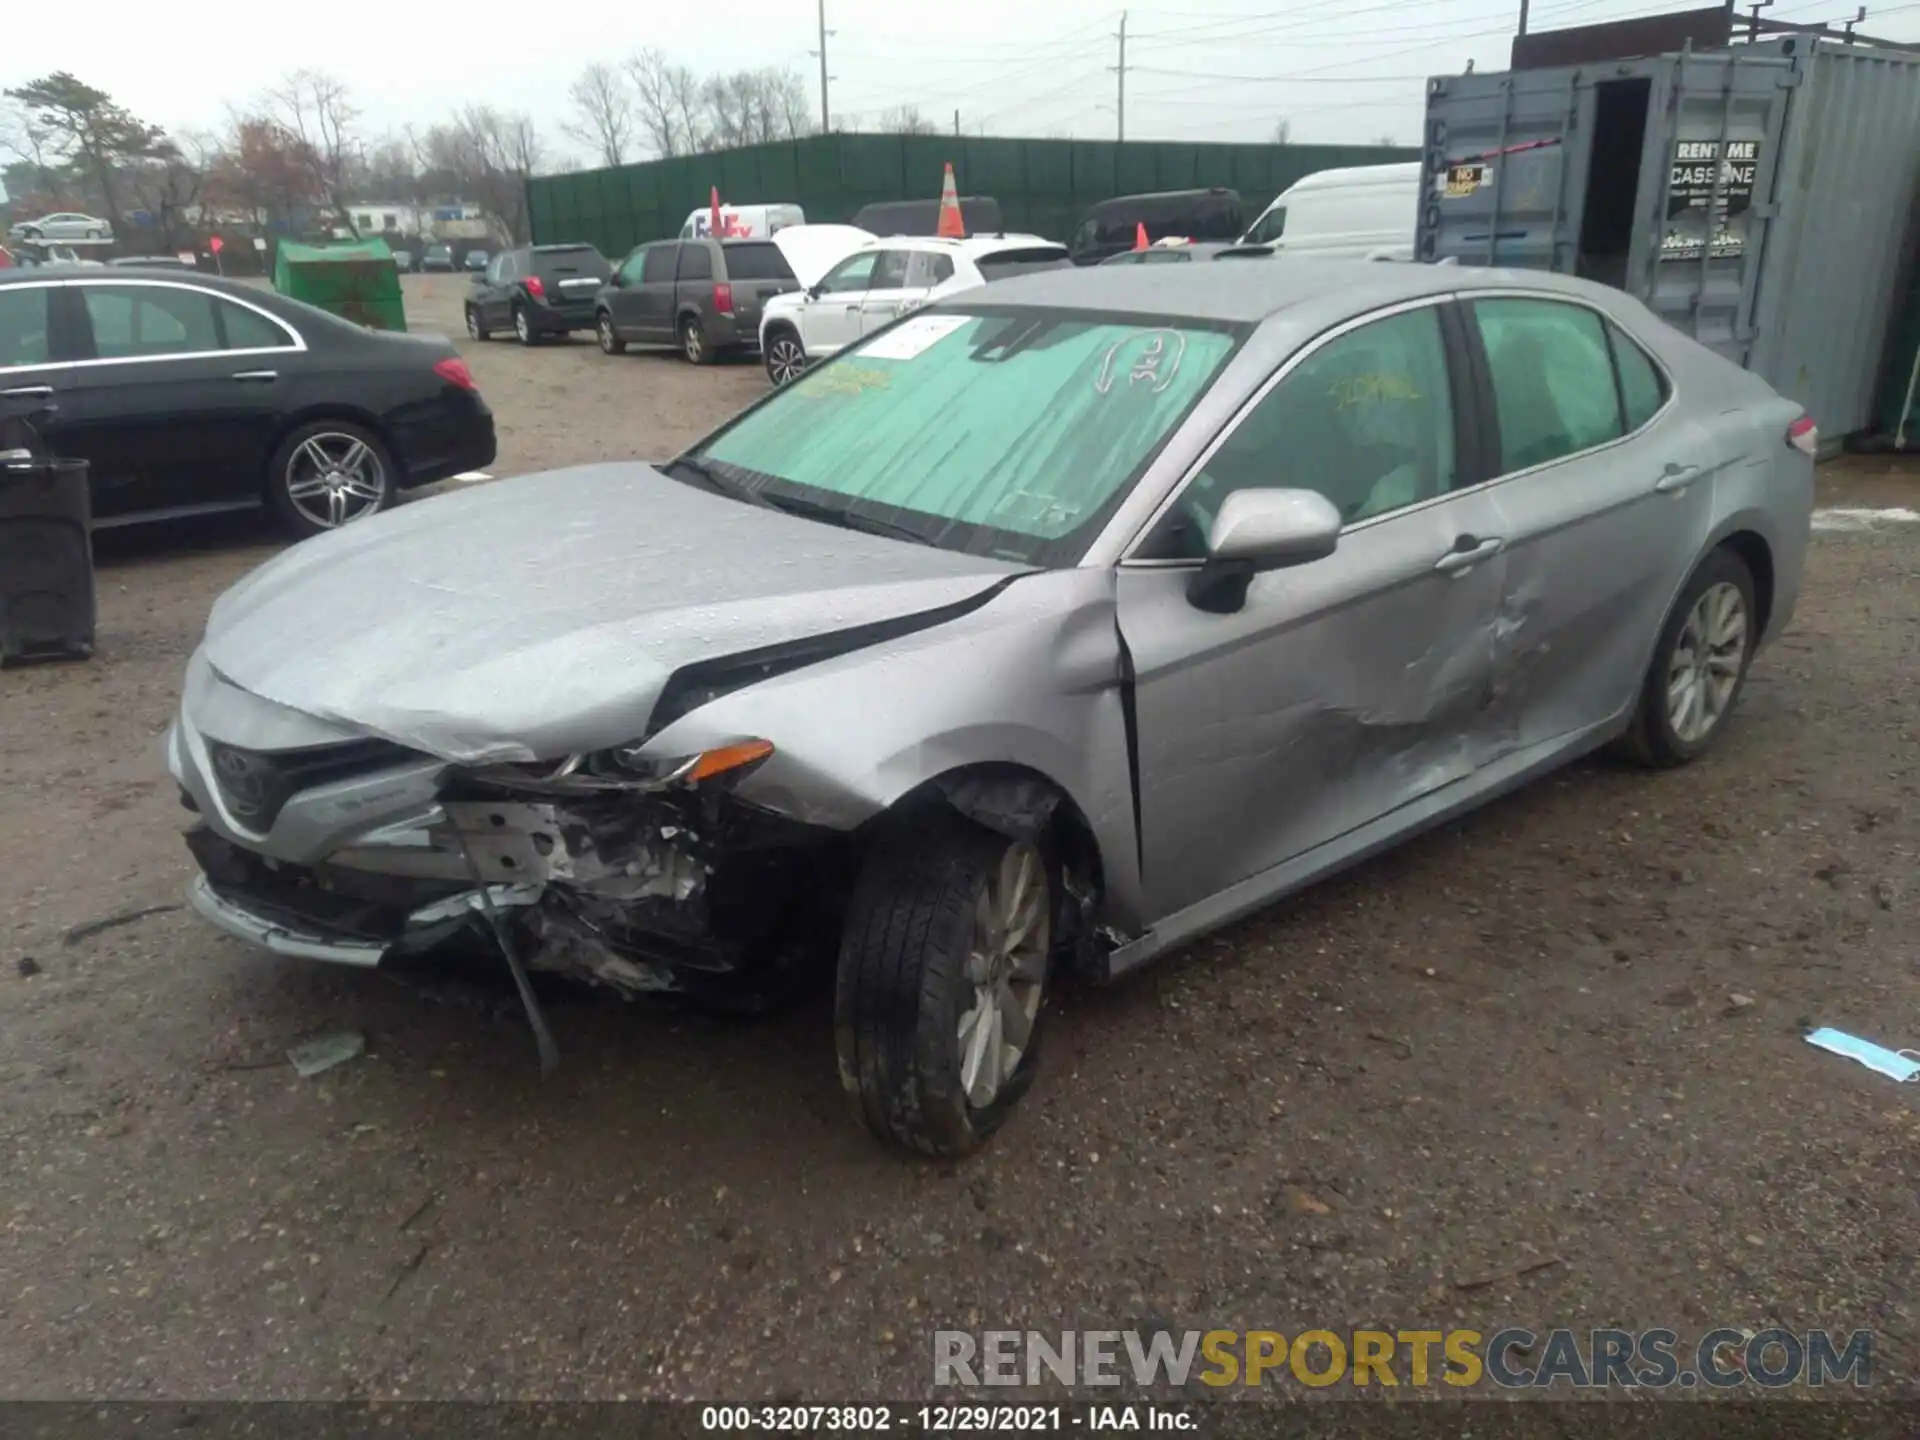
top-left (2, 272), bottom-right (1918, 1401)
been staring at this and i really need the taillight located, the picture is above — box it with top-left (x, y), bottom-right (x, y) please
top-left (522, 275), bottom-right (545, 299)
top-left (713, 282), bottom-right (734, 315)
top-left (1787, 415), bottom-right (1818, 457)
top-left (433, 356), bottom-right (477, 391)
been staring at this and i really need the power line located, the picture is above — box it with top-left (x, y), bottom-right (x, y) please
top-left (1131, 65), bottom-right (1438, 81)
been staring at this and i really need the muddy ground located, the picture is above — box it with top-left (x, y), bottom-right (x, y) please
top-left (2, 274), bottom-right (1917, 1401)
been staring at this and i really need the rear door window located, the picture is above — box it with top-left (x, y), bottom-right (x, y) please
top-left (641, 245), bottom-right (678, 284)
top-left (721, 243), bottom-right (794, 281)
top-left (1609, 322), bottom-right (1668, 430)
top-left (869, 250), bottom-right (913, 289)
top-left (81, 284), bottom-right (219, 359)
top-left (1472, 298), bottom-right (1625, 472)
top-left (677, 244), bottom-right (713, 282)
top-left (0, 285), bottom-right (52, 368)
top-left (906, 252), bottom-right (953, 288)
top-left (216, 298), bottom-right (295, 351)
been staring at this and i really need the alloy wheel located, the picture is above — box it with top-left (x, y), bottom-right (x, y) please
top-left (767, 335), bottom-right (806, 385)
top-left (282, 433), bottom-right (386, 530)
top-left (598, 316), bottom-right (616, 353)
top-left (514, 309), bottom-right (531, 343)
top-left (1667, 581), bottom-right (1748, 744)
top-left (682, 321), bottom-right (704, 363)
top-left (956, 842), bottom-right (1050, 1109)
top-left (465, 308), bottom-right (481, 339)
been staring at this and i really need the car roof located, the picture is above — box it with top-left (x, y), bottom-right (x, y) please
top-left (966, 259), bottom-right (1623, 323)
top-left (857, 233), bottom-right (1061, 256)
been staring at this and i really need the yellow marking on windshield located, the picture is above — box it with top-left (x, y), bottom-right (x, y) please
top-left (1329, 372), bottom-right (1421, 407)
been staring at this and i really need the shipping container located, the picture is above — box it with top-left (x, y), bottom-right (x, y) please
top-left (526, 133), bottom-right (1415, 263)
top-left (1419, 35), bottom-right (1920, 446)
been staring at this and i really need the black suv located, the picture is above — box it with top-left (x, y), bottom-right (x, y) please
top-left (595, 237), bottom-right (799, 364)
top-left (466, 244), bottom-right (612, 345)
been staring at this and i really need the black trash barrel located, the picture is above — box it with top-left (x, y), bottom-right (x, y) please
top-left (0, 454), bottom-right (95, 664)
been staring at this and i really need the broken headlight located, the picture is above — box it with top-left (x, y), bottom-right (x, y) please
top-left (464, 740), bottom-right (775, 796)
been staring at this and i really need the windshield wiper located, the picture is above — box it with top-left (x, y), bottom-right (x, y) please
top-left (758, 493), bottom-right (939, 547)
top-left (664, 455), bottom-right (777, 510)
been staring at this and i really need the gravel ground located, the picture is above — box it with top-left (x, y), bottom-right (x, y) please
top-left (2, 273), bottom-right (1917, 1401)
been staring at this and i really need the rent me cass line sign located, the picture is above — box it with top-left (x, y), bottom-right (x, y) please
top-left (934, 1327), bottom-right (1872, 1390)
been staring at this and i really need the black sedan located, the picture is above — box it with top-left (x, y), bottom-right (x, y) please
top-left (0, 267), bottom-right (495, 538)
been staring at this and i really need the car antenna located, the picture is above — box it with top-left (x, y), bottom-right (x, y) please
top-left (453, 832), bottom-right (560, 1075)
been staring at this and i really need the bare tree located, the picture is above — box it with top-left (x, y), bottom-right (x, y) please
top-left (627, 47), bottom-right (705, 158)
top-left (127, 129), bottom-right (215, 250)
top-left (703, 68), bottom-right (814, 149)
top-left (420, 106), bottom-right (544, 243)
top-left (0, 96), bottom-right (65, 203)
top-left (879, 104), bottom-right (938, 136)
top-left (1270, 117), bottom-right (1292, 144)
top-left (564, 62), bottom-right (634, 168)
top-left (261, 69), bottom-right (360, 235)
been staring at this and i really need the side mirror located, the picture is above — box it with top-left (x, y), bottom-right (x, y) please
top-left (1186, 488), bottom-right (1341, 614)
top-left (806, 282), bottom-right (823, 300)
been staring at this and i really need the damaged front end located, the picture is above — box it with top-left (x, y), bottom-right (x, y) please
top-left (187, 737), bottom-right (851, 1011)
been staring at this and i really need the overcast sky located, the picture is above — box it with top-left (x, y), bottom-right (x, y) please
top-left (7, 0), bottom-right (1920, 171)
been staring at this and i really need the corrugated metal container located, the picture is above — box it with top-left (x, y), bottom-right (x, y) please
top-left (526, 134), bottom-right (1416, 260)
top-left (1419, 36), bottom-right (1920, 443)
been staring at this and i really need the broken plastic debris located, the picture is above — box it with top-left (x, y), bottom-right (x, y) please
top-left (1805, 1027), bottom-right (1919, 1083)
top-left (287, 1031), bottom-right (366, 1078)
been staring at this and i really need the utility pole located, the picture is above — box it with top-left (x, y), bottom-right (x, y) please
top-left (814, 0), bottom-right (833, 133)
top-left (954, 109), bottom-right (961, 137)
top-left (1517, 0), bottom-right (1529, 35)
top-left (1112, 10), bottom-right (1128, 142)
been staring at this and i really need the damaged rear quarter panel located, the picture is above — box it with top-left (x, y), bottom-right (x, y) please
top-left (641, 568), bottom-right (1146, 928)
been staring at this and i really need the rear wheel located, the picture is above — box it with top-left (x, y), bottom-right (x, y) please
top-left (465, 306), bottom-right (490, 342)
top-left (266, 420), bottom-right (395, 540)
top-left (86, 227), bottom-right (102, 240)
top-left (1620, 547), bottom-right (1757, 767)
top-left (835, 817), bottom-right (1053, 1157)
top-left (513, 306), bottom-right (538, 345)
top-left (680, 314), bottom-right (711, 365)
top-left (764, 328), bottom-right (806, 386)
top-left (596, 311), bottom-right (625, 355)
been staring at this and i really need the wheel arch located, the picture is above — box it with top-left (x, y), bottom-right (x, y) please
top-left (1719, 528), bottom-right (1775, 643)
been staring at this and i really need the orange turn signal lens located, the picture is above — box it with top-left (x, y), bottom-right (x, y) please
top-left (687, 739), bottom-right (775, 783)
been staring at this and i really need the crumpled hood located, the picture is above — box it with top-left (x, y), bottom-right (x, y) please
top-left (202, 464), bottom-right (1031, 763)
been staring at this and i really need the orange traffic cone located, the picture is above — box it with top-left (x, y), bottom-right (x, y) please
top-left (937, 163), bottom-right (966, 239)
top-left (1134, 221), bottom-right (1149, 250)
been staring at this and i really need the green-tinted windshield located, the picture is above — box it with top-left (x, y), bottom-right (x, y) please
top-left (694, 309), bottom-right (1241, 564)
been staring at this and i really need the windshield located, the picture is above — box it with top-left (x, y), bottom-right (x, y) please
top-left (689, 308), bottom-right (1242, 565)
top-left (976, 248), bottom-right (1072, 283)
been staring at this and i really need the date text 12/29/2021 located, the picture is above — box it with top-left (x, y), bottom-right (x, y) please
top-left (701, 1406), bottom-right (1196, 1432)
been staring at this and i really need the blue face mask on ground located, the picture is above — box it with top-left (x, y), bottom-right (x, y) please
top-left (1806, 1027), bottom-right (1920, 1083)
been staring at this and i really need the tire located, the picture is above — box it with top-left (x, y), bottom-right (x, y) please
top-left (764, 327), bottom-right (807, 386)
top-left (18, 226), bottom-right (40, 242)
top-left (466, 306), bottom-right (490, 342)
top-left (1619, 546), bottom-right (1757, 768)
top-left (680, 314), bottom-right (712, 365)
top-left (86, 228), bottom-right (102, 240)
top-left (266, 420), bottom-right (396, 540)
top-left (596, 311), bottom-right (626, 355)
top-left (835, 816), bottom-right (1054, 1157)
top-left (513, 306), bottom-right (538, 346)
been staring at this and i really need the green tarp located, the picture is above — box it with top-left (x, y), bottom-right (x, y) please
top-left (272, 238), bottom-right (406, 332)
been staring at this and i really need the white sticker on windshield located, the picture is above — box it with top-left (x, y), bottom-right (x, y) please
top-left (859, 314), bottom-right (971, 361)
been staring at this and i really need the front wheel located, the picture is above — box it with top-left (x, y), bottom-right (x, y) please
top-left (1620, 547), bottom-right (1757, 767)
top-left (764, 329), bottom-right (806, 386)
top-left (466, 306), bottom-right (490, 341)
top-left (596, 312), bottom-right (626, 355)
top-left (86, 228), bottom-right (102, 240)
top-left (835, 818), bottom-right (1053, 1157)
top-left (266, 420), bottom-right (396, 539)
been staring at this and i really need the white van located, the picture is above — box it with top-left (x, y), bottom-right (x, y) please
top-left (1239, 161), bottom-right (1422, 260)
top-left (678, 203), bottom-right (806, 241)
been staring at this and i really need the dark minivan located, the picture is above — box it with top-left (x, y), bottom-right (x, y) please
top-left (850, 196), bottom-right (1005, 237)
top-left (466, 243), bottom-right (612, 345)
top-left (1068, 187), bottom-right (1245, 265)
top-left (595, 237), bottom-right (799, 365)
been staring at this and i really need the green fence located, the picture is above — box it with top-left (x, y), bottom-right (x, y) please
top-left (527, 134), bottom-right (1418, 257)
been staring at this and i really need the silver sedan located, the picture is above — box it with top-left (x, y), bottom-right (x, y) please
top-left (167, 261), bottom-right (1814, 1156)
top-left (8, 212), bottom-right (112, 242)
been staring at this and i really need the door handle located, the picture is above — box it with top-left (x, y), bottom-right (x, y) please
top-left (230, 370), bottom-right (278, 382)
top-left (1654, 463), bottom-right (1701, 494)
top-left (1434, 535), bottom-right (1505, 574)
top-left (1, 385), bottom-right (54, 398)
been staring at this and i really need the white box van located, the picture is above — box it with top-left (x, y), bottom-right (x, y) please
top-left (679, 204), bottom-right (806, 241)
top-left (1239, 162), bottom-right (1422, 260)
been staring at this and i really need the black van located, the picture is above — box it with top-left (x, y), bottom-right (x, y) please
top-left (851, 196), bottom-right (1005, 236)
top-left (1068, 188), bottom-right (1245, 266)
